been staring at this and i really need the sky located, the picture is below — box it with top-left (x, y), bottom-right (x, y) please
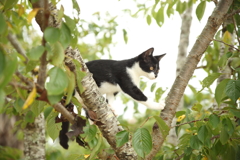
top-left (56, 0), bottom-right (216, 117)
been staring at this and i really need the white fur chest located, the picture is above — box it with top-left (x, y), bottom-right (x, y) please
top-left (98, 82), bottom-right (121, 95)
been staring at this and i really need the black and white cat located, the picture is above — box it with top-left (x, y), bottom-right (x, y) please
top-left (86, 48), bottom-right (166, 110)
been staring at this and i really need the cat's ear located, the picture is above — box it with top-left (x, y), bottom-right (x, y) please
top-left (139, 48), bottom-right (154, 61)
top-left (155, 53), bottom-right (166, 61)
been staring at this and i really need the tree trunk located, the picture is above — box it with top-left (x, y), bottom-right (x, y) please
top-left (23, 113), bottom-right (45, 160)
top-left (168, 6), bottom-right (192, 146)
top-left (146, 0), bottom-right (233, 159)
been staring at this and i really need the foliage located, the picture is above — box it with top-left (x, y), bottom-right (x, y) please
top-left (1, 0), bottom-right (240, 159)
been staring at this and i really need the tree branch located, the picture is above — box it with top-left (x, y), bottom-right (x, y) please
top-left (146, 0), bottom-right (233, 159)
top-left (7, 34), bottom-right (28, 63)
top-left (213, 38), bottom-right (240, 52)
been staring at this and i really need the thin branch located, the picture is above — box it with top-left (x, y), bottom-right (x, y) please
top-left (9, 82), bottom-right (32, 91)
top-left (7, 33), bottom-right (28, 63)
top-left (211, 0), bottom-right (218, 6)
top-left (227, 9), bottom-right (240, 18)
top-left (213, 38), bottom-right (240, 52)
top-left (196, 65), bottom-right (207, 69)
top-left (172, 118), bottom-right (209, 128)
top-left (175, 153), bottom-right (185, 160)
top-left (232, 15), bottom-right (240, 45)
top-left (53, 103), bottom-right (75, 124)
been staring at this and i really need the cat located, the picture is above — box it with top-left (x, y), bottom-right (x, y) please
top-left (86, 47), bottom-right (166, 110)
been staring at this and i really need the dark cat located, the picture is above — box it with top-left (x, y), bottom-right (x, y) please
top-left (86, 48), bottom-right (166, 110)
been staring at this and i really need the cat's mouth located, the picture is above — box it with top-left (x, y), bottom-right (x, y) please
top-left (147, 72), bottom-right (157, 80)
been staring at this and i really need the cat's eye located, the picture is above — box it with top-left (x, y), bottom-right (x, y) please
top-left (150, 67), bottom-right (154, 70)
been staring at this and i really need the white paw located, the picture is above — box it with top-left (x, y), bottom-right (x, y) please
top-left (139, 99), bottom-right (165, 110)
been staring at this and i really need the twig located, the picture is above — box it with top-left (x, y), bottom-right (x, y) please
top-left (7, 33), bottom-right (28, 63)
top-left (213, 38), bottom-right (240, 52)
top-left (53, 103), bottom-right (75, 124)
top-left (9, 82), bottom-right (32, 91)
top-left (196, 65), bottom-right (207, 69)
top-left (172, 118), bottom-right (209, 128)
top-left (175, 153), bottom-right (185, 160)
top-left (140, 116), bottom-right (152, 128)
top-left (232, 15), bottom-right (240, 45)
top-left (211, 0), bottom-right (218, 6)
top-left (227, 9), bottom-right (240, 18)
top-left (15, 71), bottom-right (33, 86)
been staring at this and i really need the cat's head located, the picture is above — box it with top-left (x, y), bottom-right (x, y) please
top-left (138, 48), bottom-right (166, 80)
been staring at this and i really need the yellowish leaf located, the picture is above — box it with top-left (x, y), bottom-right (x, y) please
top-left (27, 8), bottom-right (40, 23)
top-left (177, 115), bottom-right (186, 122)
top-left (18, 4), bottom-right (25, 16)
top-left (23, 85), bottom-right (37, 109)
top-left (84, 155), bottom-right (90, 158)
top-left (222, 31), bottom-right (232, 44)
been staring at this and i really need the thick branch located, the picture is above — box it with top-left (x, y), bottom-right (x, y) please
top-left (146, 0), bottom-right (233, 159)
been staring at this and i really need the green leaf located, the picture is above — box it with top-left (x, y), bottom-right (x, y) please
top-left (31, 100), bottom-right (45, 117)
top-left (230, 108), bottom-right (240, 118)
top-left (0, 89), bottom-right (5, 112)
top-left (1, 0), bottom-right (18, 10)
top-left (0, 52), bottom-right (17, 89)
top-left (72, 59), bottom-right (87, 93)
top-left (64, 15), bottom-right (76, 32)
top-left (215, 79), bottom-right (230, 106)
top-left (220, 127), bottom-right (229, 145)
top-left (0, 13), bottom-right (7, 34)
top-left (176, 111), bottom-right (186, 117)
top-left (27, 45), bottom-right (45, 61)
top-left (132, 128), bottom-right (152, 158)
top-left (83, 124), bottom-right (98, 142)
top-left (116, 130), bottom-right (129, 147)
top-left (150, 82), bottom-right (157, 92)
top-left (146, 15), bottom-right (151, 25)
top-left (155, 87), bottom-right (165, 102)
top-left (44, 27), bottom-right (60, 44)
top-left (155, 7), bottom-right (164, 27)
top-left (222, 118), bottom-right (234, 136)
top-left (196, 1), bottom-right (206, 21)
top-left (65, 71), bottom-right (75, 105)
top-left (51, 42), bottom-right (64, 66)
top-left (208, 114), bottom-right (220, 128)
top-left (192, 103), bottom-right (202, 112)
top-left (46, 67), bottom-right (68, 95)
top-left (218, 52), bottom-right (232, 69)
top-left (123, 29), bottom-right (128, 44)
top-left (197, 125), bottom-right (209, 144)
top-left (200, 73), bottom-right (221, 92)
top-left (89, 134), bottom-right (103, 160)
top-left (225, 80), bottom-right (240, 102)
top-left (47, 94), bottom-right (63, 105)
top-left (59, 23), bottom-right (71, 49)
top-left (153, 116), bottom-right (170, 138)
top-left (47, 114), bottom-right (61, 141)
top-left (190, 135), bottom-right (202, 150)
top-left (24, 110), bottom-right (35, 123)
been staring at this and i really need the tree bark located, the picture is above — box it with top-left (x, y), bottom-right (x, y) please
top-left (23, 113), bottom-right (45, 160)
top-left (168, 6), bottom-right (192, 146)
top-left (146, 0), bottom-right (233, 159)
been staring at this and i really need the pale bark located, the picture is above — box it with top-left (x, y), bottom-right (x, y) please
top-left (64, 47), bottom-right (137, 159)
top-left (23, 113), bottom-right (45, 160)
top-left (146, 0), bottom-right (233, 159)
top-left (168, 7), bottom-right (192, 146)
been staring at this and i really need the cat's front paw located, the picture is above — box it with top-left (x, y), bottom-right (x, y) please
top-left (140, 100), bottom-right (165, 110)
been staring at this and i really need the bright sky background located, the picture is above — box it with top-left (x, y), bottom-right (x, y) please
top-left (56, 0), bottom-right (216, 117)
